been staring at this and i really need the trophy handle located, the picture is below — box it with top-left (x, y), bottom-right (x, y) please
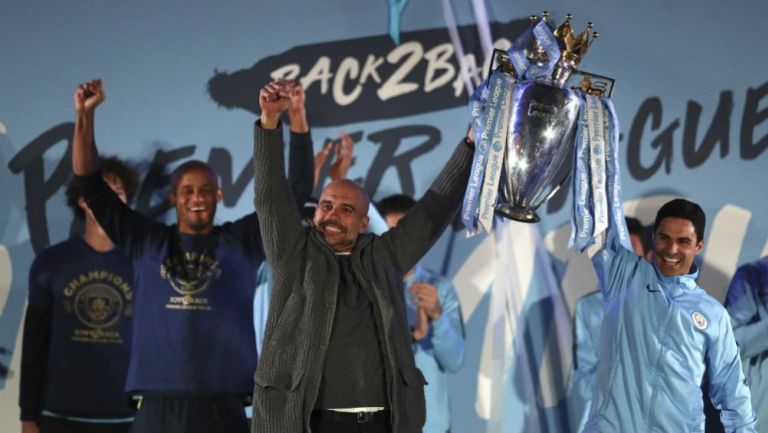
top-left (487, 49), bottom-right (515, 80)
top-left (485, 50), bottom-right (616, 97)
top-left (570, 69), bottom-right (616, 97)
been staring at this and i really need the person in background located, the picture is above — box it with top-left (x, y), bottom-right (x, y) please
top-left (726, 256), bottom-right (768, 432)
top-left (20, 156), bottom-right (139, 433)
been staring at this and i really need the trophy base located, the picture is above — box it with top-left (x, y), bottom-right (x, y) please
top-left (494, 205), bottom-right (541, 223)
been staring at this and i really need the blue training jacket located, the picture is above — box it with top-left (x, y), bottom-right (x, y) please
top-left (580, 227), bottom-right (756, 433)
top-left (404, 265), bottom-right (465, 433)
top-left (725, 257), bottom-right (768, 432)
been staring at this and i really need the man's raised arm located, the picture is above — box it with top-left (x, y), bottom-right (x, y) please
top-left (70, 79), bottom-right (161, 256)
top-left (253, 81), bottom-right (306, 269)
top-left (381, 129), bottom-right (474, 274)
top-left (72, 79), bottom-right (104, 176)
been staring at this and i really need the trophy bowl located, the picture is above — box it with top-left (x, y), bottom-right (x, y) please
top-left (495, 80), bottom-right (581, 223)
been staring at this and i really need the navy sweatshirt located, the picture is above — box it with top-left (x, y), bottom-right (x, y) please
top-left (20, 237), bottom-right (134, 420)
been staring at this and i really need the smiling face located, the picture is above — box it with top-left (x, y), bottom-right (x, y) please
top-left (169, 165), bottom-right (221, 235)
top-left (653, 217), bottom-right (703, 277)
top-left (313, 180), bottom-right (369, 252)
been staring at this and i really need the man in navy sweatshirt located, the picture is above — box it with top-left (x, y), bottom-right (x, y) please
top-left (70, 79), bottom-right (314, 433)
top-left (20, 156), bottom-right (138, 433)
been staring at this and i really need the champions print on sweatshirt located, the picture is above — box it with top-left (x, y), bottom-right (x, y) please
top-left (64, 268), bottom-right (133, 343)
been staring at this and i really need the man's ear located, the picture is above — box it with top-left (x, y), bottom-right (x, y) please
top-left (168, 192), bottom-right (177, 205)
top-left (216, 189), bottom-right (223, 203)
top-left (358, 215), bottom-right (369, 234)
top-left (694, 239), bottom-right (704, 256)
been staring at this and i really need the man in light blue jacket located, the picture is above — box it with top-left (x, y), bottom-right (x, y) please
top-left (726, 256), bottom-right (768, 432)
top-left (576, 196), bottom-right (756, 433)
top-left (571, 94), bottom-right (755, 432)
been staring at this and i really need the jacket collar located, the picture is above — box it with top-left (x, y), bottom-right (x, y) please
top-left (652, 262), bottom-right (700, 296)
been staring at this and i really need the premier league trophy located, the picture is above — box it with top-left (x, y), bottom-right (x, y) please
top-left (462, 12), bottom-right (615, 232)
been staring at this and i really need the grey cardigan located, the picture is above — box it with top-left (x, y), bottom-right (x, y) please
top-left (251, 123), bottom-right (472, 433)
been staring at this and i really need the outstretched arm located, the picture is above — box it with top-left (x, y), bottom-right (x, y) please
top-left (253, 81), bottom-right (305, 269)
top-left (381, 130), bottom-right (474, 273)
top-left (70, 79), bottom-right (163, 256)
top-left (569, 95), bottom-right (637, 301)
top-left (72, 80), bottom-right (105, 175)
top-left (285, 83), bottom-right (314, 208)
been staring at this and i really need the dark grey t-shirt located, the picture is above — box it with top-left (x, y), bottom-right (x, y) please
top-left (314, 254), bottom-right (387, 409)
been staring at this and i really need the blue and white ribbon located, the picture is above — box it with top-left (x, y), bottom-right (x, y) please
top-left (569, 95), bottom-right (593, 251)
top-left (462, 71), bottom-right (509, 233)
top-left (586, 94), bottom-right (609, 241)
top-left (506, 20), bottom-right (560, 82)
top-left (569, 94), bottom-right (629, 252)
top-left (604, 99), bottom-right (631, 250)
top-left (477, 73), bottom-right (514, 232)
top-left (461, 83), bottom-right (490, 232)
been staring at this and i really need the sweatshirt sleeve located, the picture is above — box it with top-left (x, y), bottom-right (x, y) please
top-left (287, 130), bottom-right (315, 209)
top-left (19, 255), bottom-right (53, 421)
top-left (381, 138), bottom-right (473, 274)
top-left (706, 309), bottom-right (757, 432)
top-left (72, 172), bottom-right (164, 259)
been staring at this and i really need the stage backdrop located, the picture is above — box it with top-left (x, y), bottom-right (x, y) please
top-left (1, 1), bottom-right (766, 431)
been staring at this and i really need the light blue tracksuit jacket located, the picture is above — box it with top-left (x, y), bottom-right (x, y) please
top-left (581, 230), bottom-right (756, 433)
top-left (726, 257), bottom-right (768, 432)
top-left (404, 265), bottom-right (465, 433)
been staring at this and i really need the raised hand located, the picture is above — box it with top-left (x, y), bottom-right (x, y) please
top-left (259, 80), bottom-right (292, 129)
top-left (329, 132), bottom-right (354, 181)
top-left (74, 79), bottom-right (105, 114)
top-left (287, 81), bottom-right (306, 114)
top-left (286, 80), bottom-right (308, 133)
top-left (314, 141), bottom-right (333, 187)
top-left (72, 79), bottom-right (104, 175)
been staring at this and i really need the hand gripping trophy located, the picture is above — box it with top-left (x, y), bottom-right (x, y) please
top-left (462, 12), bottom-right (616, 233)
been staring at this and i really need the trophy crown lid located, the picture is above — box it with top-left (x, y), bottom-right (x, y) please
top-left (555, 17), bottom-right (598, 67)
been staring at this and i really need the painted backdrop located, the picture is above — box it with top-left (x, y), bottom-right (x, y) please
top-left (1, 0), bottom-right (766, 431)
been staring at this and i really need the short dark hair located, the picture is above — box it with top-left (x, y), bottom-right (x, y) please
top-left (625, 216), bottom-right (645, 239)
top-left (376, 194), bottom-right (416, 218)
top-left (654, 198), bottom-right (706, 243)
top-left (66, 156), bottom-right (140, 220)
top-left (170, 160), bottom-right (217, 194)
